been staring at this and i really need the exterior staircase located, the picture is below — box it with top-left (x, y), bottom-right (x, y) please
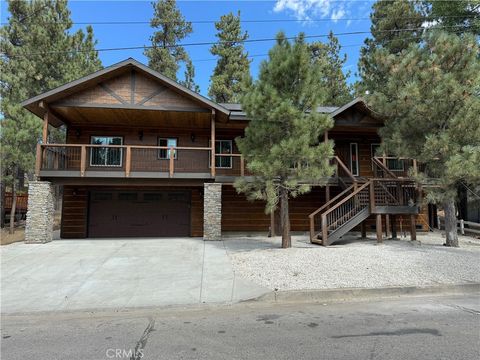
top-left (309, 157), bottom-right (420, 246)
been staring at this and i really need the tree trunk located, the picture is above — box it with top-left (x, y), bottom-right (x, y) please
top-left (443, 198), bottom-right (458, 247)
top-left (0, 180), bottom-right (5, 229)
top-left (9, 177), bottom-right (17, 235)
top-left (280, 187), bottom-right (291, 248)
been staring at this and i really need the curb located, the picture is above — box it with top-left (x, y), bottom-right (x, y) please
top-left (248, 283), bottom-right (480, 304)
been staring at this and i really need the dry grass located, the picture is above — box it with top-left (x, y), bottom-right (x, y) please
top-left (1, 227), bottom-right (25, 246)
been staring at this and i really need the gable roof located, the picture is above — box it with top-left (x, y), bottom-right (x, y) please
top-left (22, 58), bottom-right (230, 121)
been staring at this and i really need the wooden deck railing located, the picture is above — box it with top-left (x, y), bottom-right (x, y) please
top-left (36, 144), bottom-right (247, 178)
top-left (373, 156), bottom-right (418, 178)
top-left (309, 178), bottom-right (418, 245)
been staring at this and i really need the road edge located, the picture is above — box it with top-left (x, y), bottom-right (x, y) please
top-left (247, 283), bottom-right (480, 304)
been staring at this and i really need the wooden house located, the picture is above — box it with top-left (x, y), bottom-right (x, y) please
top-left (22, 58), bottom-right (433, 245)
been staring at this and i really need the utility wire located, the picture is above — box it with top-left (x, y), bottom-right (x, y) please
top-left (1, 14), bottom-right (476, 26)
top-left (1, 24), bottom-right (472, 58)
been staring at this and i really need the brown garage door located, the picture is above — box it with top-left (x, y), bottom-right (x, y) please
top-left (88, 190), bottom-right (191, 238)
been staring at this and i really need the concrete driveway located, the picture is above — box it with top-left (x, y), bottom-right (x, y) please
top-left (0, 238), bottom-right (269, 314)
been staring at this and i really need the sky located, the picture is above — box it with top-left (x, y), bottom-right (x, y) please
top-left (0, 0), bottom-right (376, 97)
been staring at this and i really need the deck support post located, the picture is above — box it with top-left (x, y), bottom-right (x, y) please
top-left (360, 221), bottom-right (367, 239)
top-left (210, 110), bottom-right (216, 178)
top-left (385, 214), bottom-right (390, 238)
top-left (376, 214), bottom-right (383, 244)
top-left (42, 106), bottom-right (49, 144)
top-left (391, 215), bottom-right (398, 239)
top-left (410, 214), bottom-right (417, 241)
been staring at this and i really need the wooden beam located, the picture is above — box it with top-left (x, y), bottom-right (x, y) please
top-left (130, 69), bottom-right (136, 104)
top-left (35, 144), bottom-right (42, 178)
top-left (391, 215), bottom-right (397, 239)
top-left (376, 214), bottom-right (383, 244)
top-left (136, 87), bottom-right (168, 105)
top-left (125, 146), bottom-right (131, 177)
top-left (211, 110), bottom-right (216, 177)
top-left (410, 214), bottom-right (417, 241)
top-left (361, 221), bottom-right (367, 239)
top-left (99, 83), bottom-right (128, 104)
top-left (385, 214), bottom-right (390, 238)
top-left (325, 185), bottom-right (330, 204)
top-left (52, 101), bottom-right (209, 113)
top-left (80, 145), bottom-right (86, 177)
top-left (42, 109), bottom-right (49, 144)
top-left (169, 147), bottom-right (175, 178)
top-left (240, 155), bottom-right (245, 177)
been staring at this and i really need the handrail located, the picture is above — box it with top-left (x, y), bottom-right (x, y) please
top-left (308, 185), bottom-right (355, 218)
top-left (334, 156), bottom-right (357, 185)
top-left (372, 157), bottom-right (397, 178)
top-left (321, 181), bottom-right (371, 218)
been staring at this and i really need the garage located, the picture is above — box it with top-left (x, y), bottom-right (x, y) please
top-left (88, 190), bottom-right (191, 238)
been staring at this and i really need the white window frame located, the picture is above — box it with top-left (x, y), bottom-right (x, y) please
top-left (157, 137), bottom-right (178, 160)
top-left (350, 143), bottom-right (359, 176)
top-left (209, 140), bottom-right (233, 169)
top-left (89, 136), bottom-right (123, 167)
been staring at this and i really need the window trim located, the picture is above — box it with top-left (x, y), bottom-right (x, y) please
top-left (209, 139), bottom-right (233, 169)
top-left (89, 136), bottom-right (124, 167)
top-left (157, 137), bottom-right (178, 160)
top-left (350, 142), bottom-right (359, 176)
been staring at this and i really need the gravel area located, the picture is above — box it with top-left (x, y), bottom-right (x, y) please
top-left (224, 231), bottom-right (480, 291)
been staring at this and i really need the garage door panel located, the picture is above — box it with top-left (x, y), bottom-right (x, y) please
top-left (88, 190), bottom-right (191, 238)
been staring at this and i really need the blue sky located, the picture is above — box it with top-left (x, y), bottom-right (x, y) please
top-left (1, 0), bottom-right (375, 96)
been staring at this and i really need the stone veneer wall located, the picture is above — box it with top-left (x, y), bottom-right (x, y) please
top-left (25, 181), bottom-right (54, 244)
top-left (203, 183), bottom-right (222, 240)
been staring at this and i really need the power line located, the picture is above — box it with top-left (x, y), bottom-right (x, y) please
top-left (0, 14), bottom-right (477, 26)
top-left (1, 24), bottom-right (472, 59)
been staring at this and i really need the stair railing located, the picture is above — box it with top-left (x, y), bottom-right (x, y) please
top-left (372, 157), bottom-right (397, 179)
top-left (320, 181), bottom-right (371, 246)
top-left (309, 184), bottom-right (356, 242)
top-left (333, 156), bottom-right (358, 189)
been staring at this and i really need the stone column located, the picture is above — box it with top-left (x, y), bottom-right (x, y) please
top-left (25, 181), bottom-right (54, 244)
top-left (203, 183), bottom-right (222, 241)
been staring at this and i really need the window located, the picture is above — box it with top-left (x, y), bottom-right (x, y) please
top-left (371, 143), bottom-right (404, 171)
top-left (350, 143), bottom-right (359, 176)
top-left (210, 140), bottom-right (232, 168)
top-left (158, 138), bottom-right (177, 159)
top-left (90, 136), bottom-right (123, 167)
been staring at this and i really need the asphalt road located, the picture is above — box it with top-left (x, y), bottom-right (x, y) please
top-left (1, 295), bottom-right (479, 360)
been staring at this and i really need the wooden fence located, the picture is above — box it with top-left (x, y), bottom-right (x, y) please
top-left (438, 217), bottom-right (480, 236)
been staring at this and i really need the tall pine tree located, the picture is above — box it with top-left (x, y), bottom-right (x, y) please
top-left (356, 0), bottom-right (425, 95)
top-left (235, 33), bottom-right (335, 248)
top-left (0, 0), bottom-right (102, 233)
top-left (426, 0), bottom-right (479, 35)
top-left (208, 11), bottom-right (251, 103)
top-left (145, 0), bottom-right (195, 83)
top-left (309, 32), bottom-right (352, 106)
top-left (368, 31), bottom-right (480, 247)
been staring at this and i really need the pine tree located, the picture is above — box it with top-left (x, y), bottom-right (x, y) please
top-left (309, 32), bottom-right (352, 106)
top-left (235, 33), bottom-right (335, 248)
top-left (180, 58), bottom-right (200, 93)
top-left (368, 31), bottom-right (480, 247)
top-left (144, 0), bottom-right (192, 81)
top-left (208, 11), bottom-right (251, 103)
top-left (426, 0), bottom-right (480, 35)
top-left (0, 0), bottom-right (102, 233)
top-left (356, 0), bottom-right (425, 95)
